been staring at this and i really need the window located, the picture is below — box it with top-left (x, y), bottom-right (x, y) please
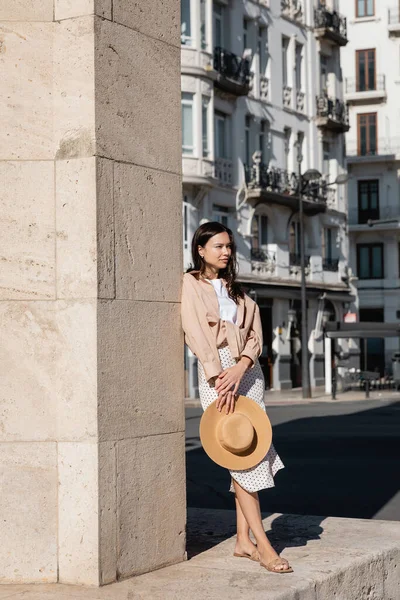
top-left (357, 113), bottom-right (377, 156)
top-left (213, 204), bottom-right (229, 227)
top-left (243, 18), bottom-right (248, 51)
top-left (215, 111), bottom-right (230, 159)
top-left (295, 43), bottom-right (303, 91)
top-left (323, 141), bottom-right (330, 177)
top-left (181, 92), bottom-right (194, 155)
top-left (202, 97), bottom-right (210, 157)
top-left (358, 180), bottom-right (379, 223)
top-left (297, 131), bottom-right (304, 164)
top-left (251, 214), bottom-right (269, 252)
top-left (258, 26), bottom-right (268, 74)
top-left (284, 127), bottom-right (291, 171)
top-left (322, 228), bottom-right (333, 260)
top-left (214, 4), bottom-right (225, 48)
top-left (357, 243), bottom-right (384, 279)
top-left (356, 0), bottom-right (374, 18)
top-left (245, 115), bottom-right (251, 164)
top-left (282, 36), bottom-right (289, 87)
top-left (181, 0), bottom-right (192, 46)
top-left (356, 49), bottom-right (376, 92)
top-left (320, 54), bottom-right (329, 92)
top-left (289, 221), bottom-right (301, 257)
top-left (259, 121), bottom-right (266, 162)
top-left (200, 0), bottom-right (207, 50)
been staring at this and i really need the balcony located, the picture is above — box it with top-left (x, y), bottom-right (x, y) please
top-left (388, 8), bottom-right (400, 35)
top-left (213, 47), bottom-right (251, 96)
top-left (316, 93), bottom-right (349, 133)
top-left (345, 75), bottom-right (387, 104)
top-left (314, 7), bottom-right (348, 46)
top-left (244, 162), bottom-right (328, 216)
top-left (281, 0), bottom-right (304, 24)
top-left (346, 137), bottom-right (400, 163)
top-left (250, 248), bottom-right (276, 276)
top-left (323, 258), bottom-right (339, 272)
top-left (289, 253), bottom-right (311, 276)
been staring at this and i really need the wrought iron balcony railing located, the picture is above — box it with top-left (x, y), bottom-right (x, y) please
top-left (323, 257), bottom-right (339, 272)
top-left (244, 163), bottom-right (329, 206)
top-left (290, 253), bottom-right (310, 267)
top-left (345, 75), bottom-right (386, 94)
top-left (314, 7), bottom-right (347, 43)
top-left (213, 47), bottom-right (251, 88)
top-left (346, 137), bottom-right (400, 158)
top-left (316, 93), bottom-right (349, 130)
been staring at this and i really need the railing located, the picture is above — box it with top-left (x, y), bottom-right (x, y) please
top-left (346, 137), bottom-right (400, 157)
top-left (296, 90), bottom-right (305, 113)
top-left (314, 7), bottom-right (347, 40)
top-left (260, 75), bottom-right (269, 101)
top-left (213, 47), bottom-right (251, 87)
top-left (323, 257), bottom-right (339, 272)
top-left (283, 85), bottom-right (292, 108)
top-left (345, 75), bottom-right (386, 94)
top-left (281, 0), bottom-right (303, 22)
top-left (388, 8), bottom-right (400, 24)
top-left (316, 93), bottom-right (349, 127)
top-left (244, 163), bottom-right (329, 205)
top-left (214, 157), bottom-right (232, 185)
top-left (290, 253), bottom-right (310, 267)
top-left (250, 248), bottom-right (276, 274)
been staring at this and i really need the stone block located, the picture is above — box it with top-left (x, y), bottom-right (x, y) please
top-left (0, 161), bottom-right (55, 300)
top-left (0, 300), bottom-right (97, 442)
top-left (56, 158), bottom-right (97, 298)
top-left (54, 16), bottom-right (95, 160)
top-left (58, 442), bottom-right (99, 585)
top-left (0, 23), bottom-right (53, 159)
top-left (384, 546), bottom-right (400, 600)
top-left (113, 163), bottom-right (182, 302)
top-left (97, 299), bottom-right (185, 442)
top-left (116, 432), bottom-right (186, 578)
top-left (0, 1), bottom-right (54, 20)
top-left (55, 0), bottom-right (112, 20)
top-left (95, 17), bottom-right (181, 172)
top-left (97, 157), bottom-right (115, 299)
top-left (99, 441), bottom-right (117, 585)
top-left (0, 442), bottom-right (57, 583)
top-left (113, 0), bottom-right (180, 47)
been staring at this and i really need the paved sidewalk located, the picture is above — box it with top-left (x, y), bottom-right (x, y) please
top-left (185, 388), bottom-right (400, 407)
top-left (1, 509), bottom-right (399, 599)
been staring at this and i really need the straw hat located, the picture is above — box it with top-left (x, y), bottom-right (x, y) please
top-left (199, 395), bottom-right (272, 470)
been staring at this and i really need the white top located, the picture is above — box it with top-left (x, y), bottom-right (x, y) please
top-left (206, 278), bottom-right (237, 325)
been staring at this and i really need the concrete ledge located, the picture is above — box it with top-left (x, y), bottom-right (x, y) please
top-left (0, 509), bottom-right (399, 599)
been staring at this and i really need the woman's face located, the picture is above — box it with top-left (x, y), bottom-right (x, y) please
top-left (199, 232), bottom-right (232, 270)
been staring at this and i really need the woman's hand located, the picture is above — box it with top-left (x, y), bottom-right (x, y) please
top-left (215, 389), bottom-right (236, 414)
top-left (214, 357), bottom-right (252, 413)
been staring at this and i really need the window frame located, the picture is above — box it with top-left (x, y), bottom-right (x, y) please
top-left (357, 112), bottom-right (377, 156)
top-left (356, 48), bottom-right (376, 92)
top-left (357, 179), bottom-right (380, 223)
top-left (282, 36), bottom-right (290, 87)
top-left (357, 243), bottom-right (384, 279)
top-left (213, 204), bottom-right (229, 227)
top-left (214, 111), bottom-right (230, 159)
top-left (201, 96), bottom-right (210, 158)
top-left (355, 0), bottom-right (375, 18)
top-left (181, 92), bottom-right (195, 156)
top-left (251, 213), bottom-right (269, 252)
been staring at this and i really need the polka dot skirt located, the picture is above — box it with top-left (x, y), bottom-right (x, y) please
top-left (198, 345), bottom-right (285, 494)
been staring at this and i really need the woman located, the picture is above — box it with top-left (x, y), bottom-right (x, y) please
top-left (181, 222), bottom-right (293, 574)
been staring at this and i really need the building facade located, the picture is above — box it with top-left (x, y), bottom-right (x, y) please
top-left (341, 0), bottom-right (400, 375)
top-left (181, 0), bottom-right (356, 397)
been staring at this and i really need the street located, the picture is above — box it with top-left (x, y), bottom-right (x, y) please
top-left (186, 398), bottom-right (400, 521)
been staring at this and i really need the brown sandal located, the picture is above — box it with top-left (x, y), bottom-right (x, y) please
top-left (260, 557), bottom-right (293, 573)
top-left (233, 549), bottom-right (260, 562)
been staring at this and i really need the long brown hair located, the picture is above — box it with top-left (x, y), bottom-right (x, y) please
top-left (187, 222), bottom-right (244, 303)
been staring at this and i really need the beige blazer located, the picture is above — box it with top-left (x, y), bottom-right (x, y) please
top-left (181, 271), bottom-right (263, 383)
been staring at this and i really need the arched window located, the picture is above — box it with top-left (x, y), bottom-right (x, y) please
top-left (289, 220), bottom-right (301, 257)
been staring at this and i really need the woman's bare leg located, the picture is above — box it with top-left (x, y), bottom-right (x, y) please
top-left (234, 492), bottom-right (258, 556)
top-left (233, 479), bottom-right (292, 571)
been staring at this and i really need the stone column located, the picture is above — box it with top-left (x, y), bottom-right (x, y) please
top-left (0, 0), bottom-right (185, 586)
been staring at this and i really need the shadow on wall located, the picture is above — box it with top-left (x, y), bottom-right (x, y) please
top-left (185, 401), bottom-right (400, 557)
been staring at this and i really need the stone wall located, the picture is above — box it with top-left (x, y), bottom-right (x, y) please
top-left (0, 0), bottom-right (185, 585)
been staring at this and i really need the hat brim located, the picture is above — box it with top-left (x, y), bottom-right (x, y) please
top-left (199, 395), bottom-right (272, 470)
